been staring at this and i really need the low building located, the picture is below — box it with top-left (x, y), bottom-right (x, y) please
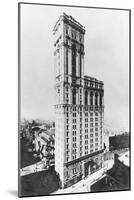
top-left (32, 128), bottom-right (55, 167)
top-left (116, 151), bottom-right (129, 167)
top-left (109, 133), bottom-right (129, 151)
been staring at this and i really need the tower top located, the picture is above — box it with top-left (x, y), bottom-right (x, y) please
top-left (53, 12), bottom-right (85, 34)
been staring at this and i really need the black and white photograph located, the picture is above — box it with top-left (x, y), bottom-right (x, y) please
top-left (18, 2), bottom-right (130, 197)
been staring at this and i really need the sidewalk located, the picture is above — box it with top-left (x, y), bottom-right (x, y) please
top-left (54, 167), bottom-right (107, 194)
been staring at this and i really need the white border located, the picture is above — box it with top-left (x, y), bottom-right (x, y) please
top-left (0, 0), bottom-right (133, 199)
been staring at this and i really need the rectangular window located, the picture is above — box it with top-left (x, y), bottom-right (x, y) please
top-left (90, 118), bottom-right (93, 122)
top-left (90, 128), bottom-right (93, 132)
top-left (95, 132), bottom-right (98, 136)
top-left (72, 45), bottom-right (76, 77)
top-left (90, 139), bottom-right (93, 143)
top-left (90, 112), bottom-right (93, 116)
top-left (95, 143), bottom-right (98, 147)
top-left (80, 52), bottom-right (82, 77)
top-left (66, 48), bottom-right (68, 74)
top-left (90, 123), bottom-right (93, 127)
top-left (95, 112), bottom-right (98, 116)
top-left (85, 140), bottom-right (88, 144)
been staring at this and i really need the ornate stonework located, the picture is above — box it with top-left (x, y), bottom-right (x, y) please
top-left (53, 13), bottom-right (104, 188)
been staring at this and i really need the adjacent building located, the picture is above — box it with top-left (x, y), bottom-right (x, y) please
top-left (53, 13), bottom-right (104, 188)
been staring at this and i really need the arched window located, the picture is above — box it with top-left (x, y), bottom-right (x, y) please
top-left (85, 90), bottom-right (88, 105)
top-left (90, 92), bottom-right (93, 106)
top-left (95, 93), bottom-right (98, 106)
top-left (72, 88), bottom-right (76, 104)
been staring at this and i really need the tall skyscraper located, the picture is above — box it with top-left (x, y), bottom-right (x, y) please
top-left (53, 13), bottom-right (104, 188)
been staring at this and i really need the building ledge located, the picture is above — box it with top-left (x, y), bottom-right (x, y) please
top-left (64, 149), bottom-right (104, 166)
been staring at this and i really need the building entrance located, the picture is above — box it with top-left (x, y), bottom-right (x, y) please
top-left (84, 161), bottom-right (91, 177)
top-left (84, 160), bottom-right (98, 177)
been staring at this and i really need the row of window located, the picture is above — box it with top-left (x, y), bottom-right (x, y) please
top-left (85, 112), bottom-right (98, 116)
top-left (66, 116), bottom-right (101, 122)
top-left (66, 138), bottom-right (102, 146)
top-left (65, 86), bottom-right (103, 96)
top-left (72, 88), bottom-right (103, 106)
top-left (65, 109), bottom-right (103, 116)
top-left (66, 135), bottom-right (102, 144)
top-left (65, 105), bottom-right (103, 113)
top-left (66, 136), bottom-right (101, 143)
top-left (66, 145), bottom-right (102, 162)
top-left (66, 118), bottom-right (102, 124)
top-left (67, 143), bottom-right (102, 155)
top-left (85, 80), bottom-right (103, 89)
top-left (66, 127), bottom-right (102, 135)
top-left (66, 134), bottom-right (101, 142)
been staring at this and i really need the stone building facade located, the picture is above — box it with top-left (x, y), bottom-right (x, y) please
top-left (53, 13), bottom-right (104, 188)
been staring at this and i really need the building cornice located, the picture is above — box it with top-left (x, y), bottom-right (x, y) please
top-left (53, 13), bottom-right (85, 34)
top-left (64, 149), bottom-right (104, 167)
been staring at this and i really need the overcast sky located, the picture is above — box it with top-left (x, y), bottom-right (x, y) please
top-left (20, 4), bottom-right (129, 131)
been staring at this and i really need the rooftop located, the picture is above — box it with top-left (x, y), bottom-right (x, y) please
top-left (53, 12), bottom-right (85, 33)
top-left (84, 75), bottom-right (104, 84)
top-left (118, 151), bottom-right (129, 167)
